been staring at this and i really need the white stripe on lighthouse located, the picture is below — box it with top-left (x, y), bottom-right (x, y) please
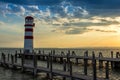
top-left (25, 32), bottom-right (33, 36)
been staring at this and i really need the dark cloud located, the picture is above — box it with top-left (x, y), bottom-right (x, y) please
top-left (52, 26), bottom-right (117, 35)
top-left (1, 0), bottom-right (120, 9)
top-left (0, 0), bottom-right (63, 5)
top-left (61, 19), bottom-right (119, 27)
top-left (88, 29), bottom-right (117, 33)
top-left (52, 27), bottom-right (89, 34)
top-left (65, 28), bottom-right (88, 34)
top-left (69, 0), bottom-right (120, 9)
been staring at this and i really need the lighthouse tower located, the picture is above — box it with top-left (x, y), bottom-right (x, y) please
top-left (24, 16), bottom-right (35, 53)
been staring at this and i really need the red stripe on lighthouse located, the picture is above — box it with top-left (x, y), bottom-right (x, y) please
top-left (25, 36), bottom-right (33, 39)
top-left (24, 24), bottom-right (34, 26)
top-left (25, 28), bottom-right (33, 32)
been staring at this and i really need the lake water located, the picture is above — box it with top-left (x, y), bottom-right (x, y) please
top-left (0, 48), bottom-right (120, 80)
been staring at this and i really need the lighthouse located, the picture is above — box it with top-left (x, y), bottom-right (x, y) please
top-left (24, 16), bottom-right (35, 53)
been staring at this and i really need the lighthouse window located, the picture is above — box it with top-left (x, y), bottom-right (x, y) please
top-left (26, 19), bottom-right (28, 22)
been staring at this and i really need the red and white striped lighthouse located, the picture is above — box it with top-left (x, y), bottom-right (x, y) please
top-left (24, 16), bottom-right (35, 53)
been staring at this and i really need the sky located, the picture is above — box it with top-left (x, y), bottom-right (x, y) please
top-left (1, 0), bottom-right (120, 48)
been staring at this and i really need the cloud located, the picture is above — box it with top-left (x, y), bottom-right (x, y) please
top-left (1, 0), bottom-right (120, 17)
top-left (52, 26), bottom-right (89, 34)
top-left (0, 0), bottom-right (63, 5)
top-left (0, 2), bottom-right (25, 16)
top-left (88, 29), bottom-right (117, 33)
top-left (65, 27), bottom-right (88, 34)
top-left (0, 0), bottom-right (120, 35)
top-left (69, 0), bottom-right (120, 9)
top-left (0, 21), bottom-right (4, 25)
top-left (1, 0), bottom-right (120, 10)
top-left (51, 16), bottom-right (120, 28)
top-left (52, 26), bottom-right (117, 35)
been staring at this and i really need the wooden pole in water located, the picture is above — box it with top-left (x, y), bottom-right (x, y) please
top-left (33, 52), bottom-right (37, 76)
top-left (84, 51), bottom-right (88, 75)
top-left (67, 52), bottom-right (70, 71)
top-left (39, 50), bottom-right (41, 54)
top-left (15, 53), bottom-right (17, 63)
top-left (92, 52), bottom-right (97, 80)
top-left (21, 53), bottom-right (25, 72)
top-left (50, 52), bottom-right (53, 80)
top-left (98, 52), bottom-right (103, 69)
top-left (11, 55), bottom-right (14, 65)
top-left (47, 53), bottom-right (50, 78)
top-left (11, 55), bottom-right (16, 69)
top-left (8, 54), bottom-right (10, 61)
top-left (76, 58), bottom-right (79, 65)
top-left (69, 61), bottom-right (73, 80)
top-left (105, 61), bottom-right (109, 80)
top-left (116, 52), bottom-right (119, 58)
top-left (3, 53), bottom-right (6, 67)
top-left (111, 51), bottom-right (114, 69)
top-left (63, 59), bottom-right (66, 80)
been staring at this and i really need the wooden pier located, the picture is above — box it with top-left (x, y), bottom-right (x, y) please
top-left (1, 50), bottom-right (120, 80)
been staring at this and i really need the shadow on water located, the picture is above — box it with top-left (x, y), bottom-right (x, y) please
top-left (0, 67), bottom-right (49, 80)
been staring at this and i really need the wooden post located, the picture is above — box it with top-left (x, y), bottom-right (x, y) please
top-left (20, 49), bottom-right (22, 53)
top-left (33, 52), bottom-right (37, 76)
top-left (3, 53), bottom-right (6, 64)
top-left (50, 52), bottom-right (53, 80)
top-left (72, 51), bottom-right (76, 56)
top-left (98, 52), bottom-right (103, 69)
top-left (92, 52), bottom-right (97, 80)
top-left (11, 55), bottom-right (16, 69)
top-left (47, 55), bottom-right (50, 68)
top-left (111, 51), bottom-right (113, 58)
top-left (111, 51), bottom-right (114, 69)
top-left (116, 52), bottom-right (119, 58)
top-left (47, 53), bottom-right (50, 78)
top-left (15, 53), bottom-right (17, 63)
top-left (21, 53), bottom-right (25, 72)
top-left (60, 57), bottom-right (63, 63)
top-left (105, 61), bottom-right (109, 80)
top-left (39, 50), bottom-right (41, 54)
top-left (3, 53), bottom-right (6, 67)
top-left (75, 58), bottom-right (79, 65)
top-left (1, 53), bottom-right (4, 66)
top-left (11, 55), bottom-right (14, 65)
top-left (69, 61), bottom-right (73, 80)
top-left (52, 50), bottom-right (56, 62)
top-left (63, 59), bottom-right (66, 80)
top-left (61, 52), bottom-right (65, 56)
top-left (84, 51), bottom-right (88, 75)
top-left (42, 50), bottom-right (44, 54)
top-left (1, 53), bottom-right (3, 66)
top-left (67, 52), bottom-right (70, 71)
top-left (8, 54), bottom-right (10, 61)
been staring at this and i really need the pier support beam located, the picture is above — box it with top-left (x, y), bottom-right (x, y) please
top-left (111, 51), bottom-right (114, 69)
top-left (84, 51), bottom-right (88, 75)
top-left (92, 53), bottom-right (97, 80)
top-left (63, 59), bottom-right (66, 80)
top-left (21, 54), bottom-right (25, 72)
top-left (98, 52), bottom-right (103, 69)
top-left (105, 61), bottom-right (109, 80)
top-left (50, 52), bottom-right (53, 80)
top-left (33, 52), bottom-right (37, 76)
